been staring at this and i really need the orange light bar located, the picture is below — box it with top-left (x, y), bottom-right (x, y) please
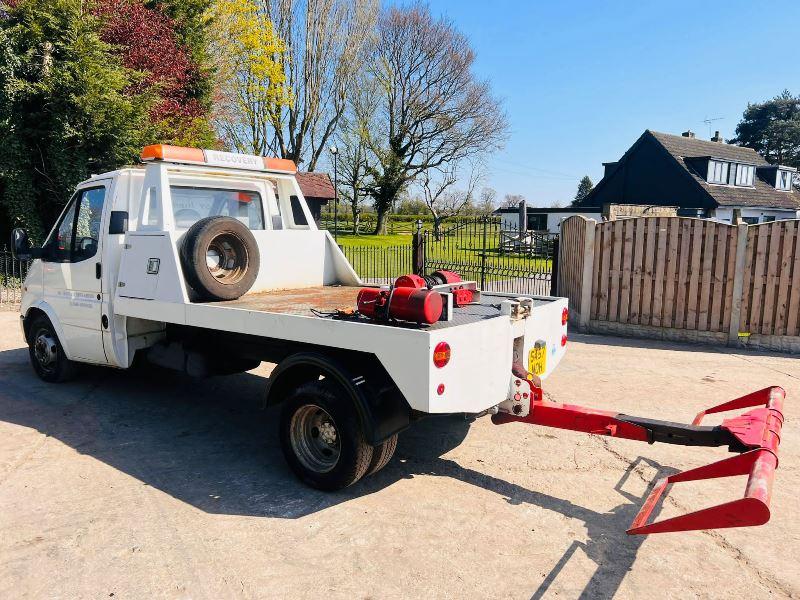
top-left (140, 144), bottom-right (297, 173)
top-left (141, 144), bottom-right (205, 163)
top-left (264, 157), bottom-right (297, 173)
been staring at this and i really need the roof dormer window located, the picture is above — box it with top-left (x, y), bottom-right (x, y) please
top-left (707, 160), bottom-right (729, 184)
top-left (734, 163), bottom-right (755, 186)
top-left (706, 160), bottom-right (755, 187)
top-left (776, 169), bottom-right (794, 191)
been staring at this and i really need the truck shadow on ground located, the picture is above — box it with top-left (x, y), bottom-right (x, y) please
top-left (1, 348), bottom-right (671, 599)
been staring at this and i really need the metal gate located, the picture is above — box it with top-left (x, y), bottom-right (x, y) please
top-left (416, 217), bottom-right (558, 296)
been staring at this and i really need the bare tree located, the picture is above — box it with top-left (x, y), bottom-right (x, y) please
top-left (362, 3), bottom-right (508, 234)
top-left (499, 193), bottom-right (525, 209)
top-left (265, 0), bottom-right (378, 170)
top-left (475, 187), bottom-right (497, 214)
top-left (419, 161), bottom-right (481, 237)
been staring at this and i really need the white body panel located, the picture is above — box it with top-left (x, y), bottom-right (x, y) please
top-left (19, 154), bottom-right (569, 415)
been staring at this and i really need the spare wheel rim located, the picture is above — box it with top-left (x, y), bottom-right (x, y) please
top-left (205, 232), bottom-right (248, 285)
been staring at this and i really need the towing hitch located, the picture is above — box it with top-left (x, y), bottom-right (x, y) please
top-left (492, 365), bottom-right (785, 535)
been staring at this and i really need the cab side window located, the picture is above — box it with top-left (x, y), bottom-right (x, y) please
top-left (45, 187), bottom-right (106, 262)
top-left (49, 196), bottom-right (78, 262)
top-left (73, 188), bottom-right (105, 261)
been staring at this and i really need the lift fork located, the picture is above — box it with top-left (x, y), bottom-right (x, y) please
top-left (492, 365), bottom-right (785, 535)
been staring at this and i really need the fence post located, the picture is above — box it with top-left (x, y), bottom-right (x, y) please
top-left (412, 219), bottom-right (425, 275)
top-left (578, 219), bottom-right (596, 329)
top-left (728, 223), bottom-right (749, 345)
top-left (480, 217), bottom-right (488, 289)
top-left (550, 237), bottom-right (560, 296)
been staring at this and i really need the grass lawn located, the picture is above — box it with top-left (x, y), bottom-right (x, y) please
top-left (333, 233), bottom-right (413, 247)
top-left (334, 226), bottom-right (552, 281)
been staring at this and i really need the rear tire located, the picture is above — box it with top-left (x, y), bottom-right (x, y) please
top-left (366, 433), bottom-right (398, 476)
top-left (27, 314), bottom-right (77, 383)
top-left (180, 216), bottom-right (260, 301)
top-left (279, 380), bottom-right (373, 491)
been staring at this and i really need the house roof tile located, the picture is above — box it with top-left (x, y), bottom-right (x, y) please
top-left (295, 171), bottom-right (335, 200)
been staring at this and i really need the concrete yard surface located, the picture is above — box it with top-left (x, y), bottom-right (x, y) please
top-left (0, 310), bottom-right (797, 599)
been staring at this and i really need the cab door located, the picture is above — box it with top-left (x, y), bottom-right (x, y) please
top-left (41, 184), bottom-right (109, 363)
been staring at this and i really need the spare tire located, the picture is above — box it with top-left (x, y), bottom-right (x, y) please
top-left (180, 216), bottom-right (260, 301)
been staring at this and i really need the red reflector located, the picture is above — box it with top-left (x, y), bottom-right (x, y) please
top-left (561, 334), bottom-right (568, 346)
top-left (562, 307), bottom-right (569, 325)
top-left (433, 342), bottom-right (451, 368)
top-left (437, 383), bottom-right (445, 395)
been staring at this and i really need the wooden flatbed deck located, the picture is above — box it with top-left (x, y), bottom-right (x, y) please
top-left (208, 286), bottom-right (363, 316)
top-left (207, 285), bottom-right (523, 330)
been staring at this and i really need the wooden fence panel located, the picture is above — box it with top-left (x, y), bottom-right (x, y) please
top-left (739, 220), bottom-right (800, 337)
top-left (570, 216), bottom-right (798, 345)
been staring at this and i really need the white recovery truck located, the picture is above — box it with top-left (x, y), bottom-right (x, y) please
top-left (12, 145), bottom-right (785, 536)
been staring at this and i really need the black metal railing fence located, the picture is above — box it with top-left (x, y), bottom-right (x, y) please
top-left (1, 247), bottom-right (29, 306)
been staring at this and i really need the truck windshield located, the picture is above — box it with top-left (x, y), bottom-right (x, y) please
top-left (170, 186), bottom-right (264, 230)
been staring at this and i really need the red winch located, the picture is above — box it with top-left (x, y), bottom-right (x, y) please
top-left (356, 278), bottom-right (443, 324)
top-left (356, 270), bottom-right (475, 324)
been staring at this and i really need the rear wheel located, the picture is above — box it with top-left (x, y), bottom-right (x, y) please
top-left (366, 433), bottom-right (398, 476)
top-left (279, 380), bottom-right (373, 491)
top-left (27, 314), bottom-right (77, 383)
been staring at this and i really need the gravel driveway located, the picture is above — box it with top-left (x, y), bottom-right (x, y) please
top-left (0, 311), bottom-right (797, 599)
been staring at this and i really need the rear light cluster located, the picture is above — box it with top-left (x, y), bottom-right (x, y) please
top-left (562, 307), bottom-right (569, 325)
top-left (433, 342), bottom-right (451, 368)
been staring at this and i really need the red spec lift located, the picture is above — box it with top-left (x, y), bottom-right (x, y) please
top-left (493, 364), bottom-right (785, 535)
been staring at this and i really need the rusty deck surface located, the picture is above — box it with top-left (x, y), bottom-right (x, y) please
top-left (208, 286), bottom-right (363, 316)
top-left (208, 285), bottom-right (509, 329)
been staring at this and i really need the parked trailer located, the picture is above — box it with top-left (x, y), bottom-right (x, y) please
top-left (11, 145), bottom-right (785, 535)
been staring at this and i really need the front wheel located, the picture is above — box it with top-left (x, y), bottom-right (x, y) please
top-left (27, 314), bottom-right (77, 383)
top-left (279, 380), bottom-right (373, 491)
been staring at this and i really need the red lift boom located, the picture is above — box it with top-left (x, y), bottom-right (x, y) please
top-left (493, 364), bottom-right (785, 535)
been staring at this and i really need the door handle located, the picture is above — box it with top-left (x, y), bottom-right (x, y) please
top-left (96, 263), bottom-right (102, 279)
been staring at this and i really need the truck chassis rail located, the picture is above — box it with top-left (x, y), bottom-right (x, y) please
top-left (492, 366), bottom-right (785, 535)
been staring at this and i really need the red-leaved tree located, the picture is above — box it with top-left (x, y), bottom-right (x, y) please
top-left (95, 0), bottom-right (206, 124)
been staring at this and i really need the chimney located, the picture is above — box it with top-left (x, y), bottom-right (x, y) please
top-left (681, 130), bottom-right (695, 138)
top-left (711, 130), bottom-right (723, 143)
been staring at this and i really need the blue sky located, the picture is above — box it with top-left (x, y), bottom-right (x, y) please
top-left (402, 0), bottom-right (800, 207)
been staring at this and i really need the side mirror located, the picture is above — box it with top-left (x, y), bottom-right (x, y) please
top-left (108, 211), bottom-right (128, 235)
top-left (11, 228), bottom-right (42, 261)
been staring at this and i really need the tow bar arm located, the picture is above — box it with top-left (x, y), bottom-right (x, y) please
top-left (492, 366), bottom-right (785, 535)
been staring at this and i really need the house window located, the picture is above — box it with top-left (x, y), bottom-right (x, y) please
top-left (741, 217), bottom-right (759, 225)
top-left (734, 164), bottom-right (754, 186)
top-left (762, 216), bottom-right (776, 223)
top-left (708, 160), bottom-right (729, 184)
top-left (776, 170), bottom-right (794, 191)
top-left (707, 160), bottom-right (755, 187)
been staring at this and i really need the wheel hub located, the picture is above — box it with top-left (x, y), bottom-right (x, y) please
top-left (290, 404), bottom-right (341, 473)
top-left (205, 233), bottom-right (247, 285)
top-left (34, 332), bottom-right (58, 368)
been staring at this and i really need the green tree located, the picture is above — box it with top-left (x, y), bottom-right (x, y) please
top-left (572, 175), bottom-right (593, 206)
top-left (731, 90), bottom-right (800, 168)
top-left (0, 0), bottom-right (150, 241)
